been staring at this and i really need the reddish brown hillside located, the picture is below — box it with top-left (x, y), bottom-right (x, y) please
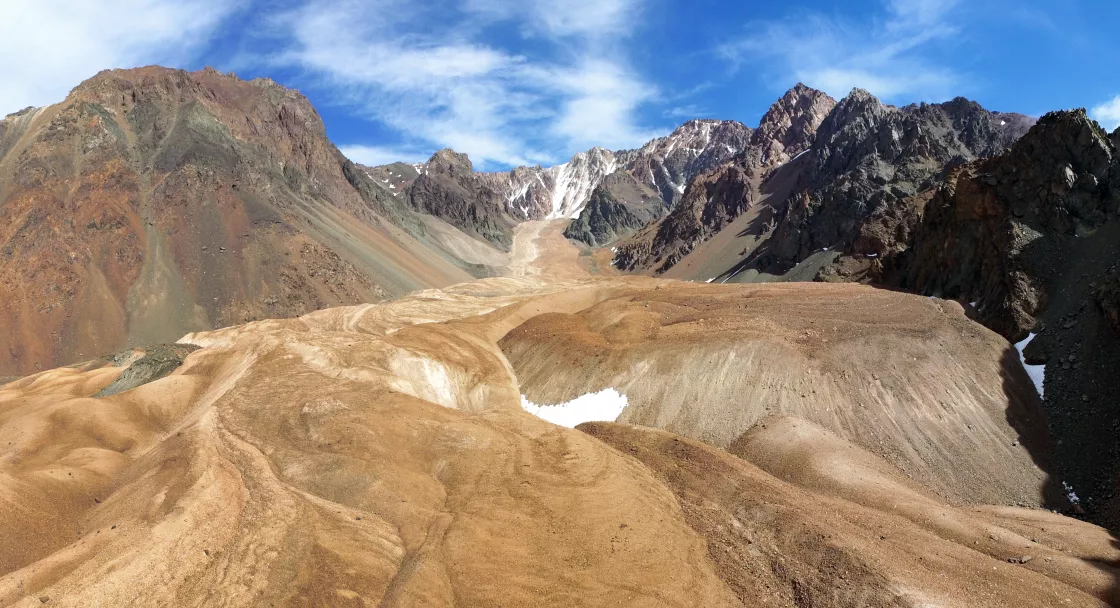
top-left (0, 67), bottom-right (474, 375)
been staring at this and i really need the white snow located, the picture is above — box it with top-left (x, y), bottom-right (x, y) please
top-left (506, 177), bottom-right (533, 207)
top-left (1062, 481), bottom-right (1081, 505)
top-left (1014, 332), bottom-right (1045, 398)
top-left (969, 301), bottom-right (978, 308)
top-left (388, 184), bottom-right (395, 189)
top-left (1000, 120), bottom-right (1007, 126)
top-left (705, 277), bottom-right (716, 283)
top-left (545, 151), bottom-right (617, 219)
top-left (520, 389), bottom-right (628, 428)
top-left (866, 253), bottom-right (878, 258)
top-left (790, 149), bottom-right (810, 162)
top-left (610, 247), bottom-right (617, 253)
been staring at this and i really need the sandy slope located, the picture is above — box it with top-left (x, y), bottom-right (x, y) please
top-left (0, 220), bottom-right (1116, 606)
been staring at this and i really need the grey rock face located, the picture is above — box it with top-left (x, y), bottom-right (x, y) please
top-left (408, 149), bottom-right (515, 248)
top-left (405, 120), bottom-right (753, 247)
top-left (761, 92), bottom-right (1035, 271)
top-left (563, 171), bottom-right (664, 247)
top-left (614, 84), bottom-right (836, 272)
top-left (621, 119), bottom-right (753, 206)
top-left (895, 110), bottom-right (1120, 525)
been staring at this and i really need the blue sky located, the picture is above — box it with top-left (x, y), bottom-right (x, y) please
top-left (3, 0), bottom-right (1119, 170)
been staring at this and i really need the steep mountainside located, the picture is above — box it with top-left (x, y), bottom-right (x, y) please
top-left (617, 88), bottom-right (1035, 281)
top-left (403, 120), bottom-right (752, 246)
top-left (895, 110), bottom-right (1120, 525)
top-left (614, 84), bottom-right (836, 272)
top-left (617, 119), bottom-right (753, 205)
top-left (0, 66), bottom-right (476, 376)
top-left (561, 171), bottom-right (663, 247)
top-left (407, 149), bottom-right (518, 248)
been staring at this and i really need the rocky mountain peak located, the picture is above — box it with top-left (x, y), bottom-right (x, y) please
top-left (426, 148), bottom-right (475, 177)
top-left (986, 109), bottom-right (1118, 230)
top-left (745, 83), bottom-right (837, 170)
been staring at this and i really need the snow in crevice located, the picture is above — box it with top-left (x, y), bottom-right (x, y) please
top-left (520, 389), bottom-right (628, 428)
top-left (1062, 481), bottom-right (1081, 505)
top-left (1014, 332), bottom-right (1045, 398)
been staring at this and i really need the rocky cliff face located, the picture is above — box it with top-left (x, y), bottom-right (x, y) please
top-left (561, 171), bottom-right (664, 247)
top-left (405, 119), bottom-right (752, 244)
top-left (0, 66), bottom-right (472, 375)
top-left (742, 83), bottom-right (839, 173)
top-left (614, 84), bottom-right (836, 272)
top-left (408, 149), bottom-right (516, 248)
top-left (892, 110), bottom-right (1120, 522)
top-left (619, 119), bottom-right (753, 205)
top-left (759, 91), bottom-right (1035, 274)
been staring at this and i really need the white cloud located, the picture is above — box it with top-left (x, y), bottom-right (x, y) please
top-left (1091, 95), bottom-right (1120, 131)
top-left (338, 145), bottom-right (429, 167)
top-left (270, 0), bottom-right (655, 169)
top-left (720, 0), bottom-right (962, 102)
top-left (0, 0), bottom-right (238, 115)
top-left (664, 104), bottom-right (707, 119)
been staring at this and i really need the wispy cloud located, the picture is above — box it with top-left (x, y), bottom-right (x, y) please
top-left (338, 144), bottom-right (430, 167)
top-left (664, 104), bottom-right (708, 120)
top-left (0, 0), bottom-right (239, 115)
top-left (1091, 95), bottom-right (1120, 131)
top-left (720, 0), bottom-right (963, 102)
top-left (269, 0), bottom-right (656, 169)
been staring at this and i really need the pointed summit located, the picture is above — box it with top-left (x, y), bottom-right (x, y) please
top-left (744, 83), bottom-right (837, 170)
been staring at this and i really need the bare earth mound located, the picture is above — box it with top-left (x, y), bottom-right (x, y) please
top-left (0, 221), bottom-right (1116, 606)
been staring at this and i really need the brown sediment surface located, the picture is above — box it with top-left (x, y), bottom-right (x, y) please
top-left (0, 214), bottom-right (1116, 607)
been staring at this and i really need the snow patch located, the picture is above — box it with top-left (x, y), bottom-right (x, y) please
top-left (520, 389), bottom-right (628, 428)
top-left (1062, 481), bottom-right (1081, 505)
top-left (1014, 333), bottom-right (1045, 398)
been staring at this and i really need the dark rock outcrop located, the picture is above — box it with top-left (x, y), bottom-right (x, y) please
top-left (94, 343), bottom-right (200, 397)
top-left (562, 171), bottom-right (664, 247)
top-left (614, 84), bottom-right (836, 272)
top-left (898, 109), bottom-right (1120, 525)
top-left (408, 149), bottom-right (515, 248)
top-left (760, 92), bottom-right (1035, 273)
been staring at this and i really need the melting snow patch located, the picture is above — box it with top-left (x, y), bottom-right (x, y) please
top-left (1014, 333), bottom-right (1045, 397)
top-left (520, 389), bottom-right (628, 428)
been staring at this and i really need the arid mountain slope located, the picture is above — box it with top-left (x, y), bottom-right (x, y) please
top-left (403, 120), bottom-right (752, 247)
top-left (0, 67), bottom-right (481, 376)
top-left (614, 84), bottom-right (836, 272)
top-left (895, 109), bottom-right (1120, 526)
top-left (0, 222), bottom-right (1116, 606)
top-left (561, 171), bottom-right (664, 247)
top-left (616, 88), bottom-right (1034, 280)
